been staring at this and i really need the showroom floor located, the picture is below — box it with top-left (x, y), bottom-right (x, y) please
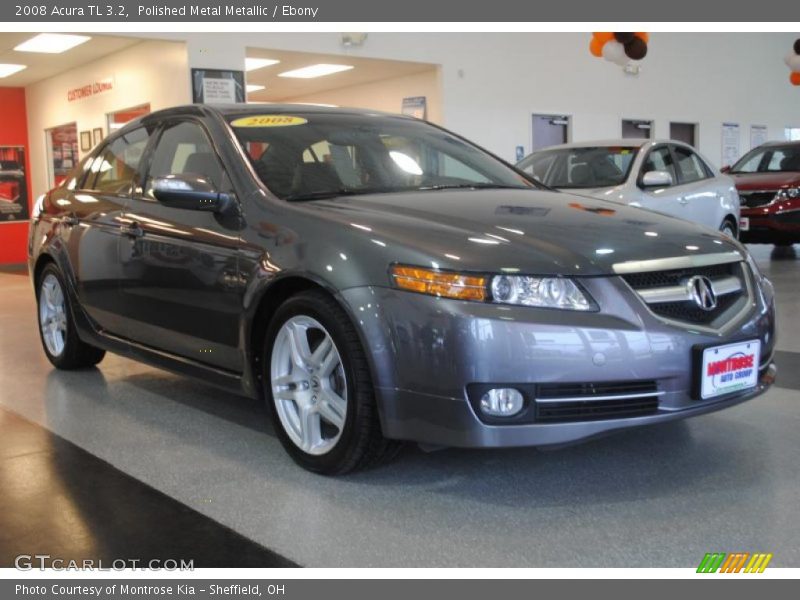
top-left (0, 246), bottom-right (799, 568)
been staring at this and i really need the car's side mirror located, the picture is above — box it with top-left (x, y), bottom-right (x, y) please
top-left (720, 165), bottom-right (731, 174)
top-left (152, 175), bottom-right (234, 213)
top-left (641, 170), bottom-right (674, 188)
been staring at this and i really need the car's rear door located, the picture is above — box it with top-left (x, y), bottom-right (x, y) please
top-left (63, 127), bottom-right (153, 336)
top-left (117, 117), bottom-right (244, 372)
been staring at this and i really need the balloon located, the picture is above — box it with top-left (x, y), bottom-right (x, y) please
top-left (590, 37), bottom-right (605, 57)
top-left (792, 72), bottom-right (800, 86)
top-left (602, 40), bottom-right (629, 66)
top-left (786, 53), bottom-right (800, 71)
top-left (593, 32), bottom-right (614, 43)
top-left (614, 32), bottom-right (636, 44)
top-left (635, 32), bottom-right (649, 43)
top-left (795, 38), bottom-right (800, 55)
top-left (625, 37), bottom-right (648, 60)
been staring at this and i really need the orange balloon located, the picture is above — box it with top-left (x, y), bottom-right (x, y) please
top-left (792, 71), bottom-right (800, 86)
top-left (635, 32), bottom-right (649, 43)
top-left (593, 32), bottom-right (614, 43)
top-left (589, 37), bottom-right (605, 57)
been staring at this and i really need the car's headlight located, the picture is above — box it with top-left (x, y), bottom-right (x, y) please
top-left (390, 265), bottom-right (596, 310)
top-left (490, 275), bottom-right (595, 310)
top-left (779, 187), bottom-right (800, 199)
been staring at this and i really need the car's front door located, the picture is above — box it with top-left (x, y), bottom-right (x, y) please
top-left (669, 144), bottom-right (721, 230)
top-left (118, 118), bottom-right (244, 372)
top-left (636, 144), bottom-right (689, 220)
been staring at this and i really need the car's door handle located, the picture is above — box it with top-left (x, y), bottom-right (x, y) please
top-left (677, 197), bottom-right (688, 205)
top-left (120, 223), bottom-right (144, 238)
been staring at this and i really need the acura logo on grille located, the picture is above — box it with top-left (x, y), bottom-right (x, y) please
top-left (687, 275), bottom-right (718, 311)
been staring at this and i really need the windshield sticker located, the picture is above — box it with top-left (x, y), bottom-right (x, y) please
top-left (231, 115), bottom-right (308, 127)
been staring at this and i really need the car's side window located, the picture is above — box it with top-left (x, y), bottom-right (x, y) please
top-left (83, 127), bottom-right (151, 194)
top-left (672, 146), bottom-right (711, 184)
top-left (144, 120), bottom-right (225, 199)
top-left (641, 146), bottom-right (677, 183)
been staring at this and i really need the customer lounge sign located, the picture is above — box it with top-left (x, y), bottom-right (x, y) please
top-left (67, 77), bottom-right (115, 102)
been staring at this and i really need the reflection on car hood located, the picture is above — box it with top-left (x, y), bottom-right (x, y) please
top-left (730, 172), bottom-right (800, 190)
top-left (306, 188), bottom-right (741, 276)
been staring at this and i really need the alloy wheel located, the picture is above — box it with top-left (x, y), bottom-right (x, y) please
top-left (270, 315), bottom-right (348, 455)
top-left (39, 273), bottom-right (67, 357)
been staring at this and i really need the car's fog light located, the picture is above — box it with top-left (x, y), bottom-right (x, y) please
top-left (479, 388), bottom-right (524, 417)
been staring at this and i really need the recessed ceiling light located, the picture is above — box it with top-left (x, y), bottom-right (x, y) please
top-left (0, 64), bottom-right (26, 78)
top-left (245, 57), bottom-right (280, 71)
top-left (15, 33), bottom-right (91, 54)
top-left (278, 64), bottom-right (354, 79)
top-left (246, 84), bottom-right (265, 93)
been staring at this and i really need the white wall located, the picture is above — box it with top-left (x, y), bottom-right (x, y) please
top-left (130, 32), bottom-right (799, 165)
top-left (283, 69), bottom-right (443, 124)
top-left (26, 40), bottom-right (190, 198)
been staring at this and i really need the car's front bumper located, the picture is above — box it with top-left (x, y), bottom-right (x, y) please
top-left (740, 201), bottom-right (800, 244)
top-left (340, 273), bottom-right (776, 448)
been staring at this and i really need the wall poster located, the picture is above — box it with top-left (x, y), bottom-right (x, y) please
top-left (750, 125), bottom-right (768, 150)
top-left (191, 68), bottom-right (245, 104)
top-left (721, 122), bottom-right (740, 168)
top-left (0, 146), bottom-right (29, 223)
top-left (401, 96), bottom-right (428, 119)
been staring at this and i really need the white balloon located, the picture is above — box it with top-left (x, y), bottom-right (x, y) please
top-left (785, 52), bottom-right (800, 71)
top-left (602, 40), bottom-right (629, 66)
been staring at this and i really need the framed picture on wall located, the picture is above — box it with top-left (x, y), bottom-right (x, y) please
top-left (191, 68), bottom-right (245, 104)
top-left (92, 127), bottom-right (104, 147)
top-left (0, 146), bottom-right (29, 224)
top-left (80, 131), bottom-right (92, 152)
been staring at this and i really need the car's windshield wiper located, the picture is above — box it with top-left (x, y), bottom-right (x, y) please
top-left (285, 189), bottom-right (380, 202)
top-left (417, 183), bottom-right (530, 191)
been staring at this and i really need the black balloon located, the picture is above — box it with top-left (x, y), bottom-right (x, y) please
top-left (794, 38), bottom-right (800, 55)
top-left (614, 32), bottom-right (636, 44)
top-left (624, 37), bottom-right (648, 60)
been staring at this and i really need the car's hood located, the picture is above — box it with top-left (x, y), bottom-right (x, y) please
top-left (730, 171), bottom-right (800, 190)
top-left (304, 189), bottom-right (741, 276)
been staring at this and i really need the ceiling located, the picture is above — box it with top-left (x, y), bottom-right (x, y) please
top-left (245, 48), bottom-right (436, 102)
top-left (0, 34), bottom-right (142, 87)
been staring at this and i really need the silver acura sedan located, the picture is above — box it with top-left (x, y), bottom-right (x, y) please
top-left (517, 139), bottom-right (741, 238)
top-left (30, 106), bottom-right (775, 473)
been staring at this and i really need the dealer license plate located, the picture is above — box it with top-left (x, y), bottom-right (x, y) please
top-left (739, 217), bottom-right (750, 231)
top-left (699, 340), bottom-right (761, 400)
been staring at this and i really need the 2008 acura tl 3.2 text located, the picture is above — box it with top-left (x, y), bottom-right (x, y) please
top-left (28, 105), bottom-right (777, 473)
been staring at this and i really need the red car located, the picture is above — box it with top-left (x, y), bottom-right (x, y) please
top-left (725, 141), bottom-right (800, 246)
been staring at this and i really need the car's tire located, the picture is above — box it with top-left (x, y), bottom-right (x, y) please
top-left (36, 263), bottom-right (105, 370)
top-left (263, 289), bottom-right (401, 474)
top-left (720, 219), bottom-right (738, 239)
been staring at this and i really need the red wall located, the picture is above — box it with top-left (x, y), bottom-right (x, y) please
top-left (0, 87), bottom-right (32, 265)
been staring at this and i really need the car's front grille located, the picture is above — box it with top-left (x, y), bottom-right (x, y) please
top-left (622, 261), bottom-right (749, 327)
top-left (534, 380), bottom-right (660, 422)
top-left (739, 190), bottom-right (776, 208)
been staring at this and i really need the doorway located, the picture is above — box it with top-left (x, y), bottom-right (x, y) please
top-left (45, 123), bottom-right (78, 188)
top-left (622, 119), bottom-right (653, 139)
top-left (531, 114), bottom-right (570, 151)
top-left (670, 122), bottom-right (697, 147)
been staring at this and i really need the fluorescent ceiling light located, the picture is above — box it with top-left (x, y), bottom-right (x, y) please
top-left (245, 57), bottom-right (280, 71)
top-left (278, 63), bottom-right (354, 79)
top-left (246, 84), bottom-right (265, 93)
top-left (0, 64), bottom-right (26, 78)
top-left (15, 33), bottom-right (91, 54)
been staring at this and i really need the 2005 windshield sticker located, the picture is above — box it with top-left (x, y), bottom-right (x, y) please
top-left (231, 115), bottom-right (308, 127)
top-left (0, 146), bottom-right (29, 223)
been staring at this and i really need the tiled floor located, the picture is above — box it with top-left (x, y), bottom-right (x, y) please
top-left (0, 245), bottom-right (798, 567)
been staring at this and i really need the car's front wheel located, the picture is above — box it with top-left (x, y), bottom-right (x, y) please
top-left (263, 290), bottom-right (400, 474)
top-left (36, 263), bottom-right (105, 369)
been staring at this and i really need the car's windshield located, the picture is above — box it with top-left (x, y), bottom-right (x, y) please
top-left (730, 144), bottom-right (800, 174)
top-left (227, 112), bottom-right (535, 200)
top-left (518, 146), bottom-right (638, 188)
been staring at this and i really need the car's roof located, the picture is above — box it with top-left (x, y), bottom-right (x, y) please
top-left (756, 139), bottom-right (800, 147)
top-left (533, 138), bottom-right (689, 152)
